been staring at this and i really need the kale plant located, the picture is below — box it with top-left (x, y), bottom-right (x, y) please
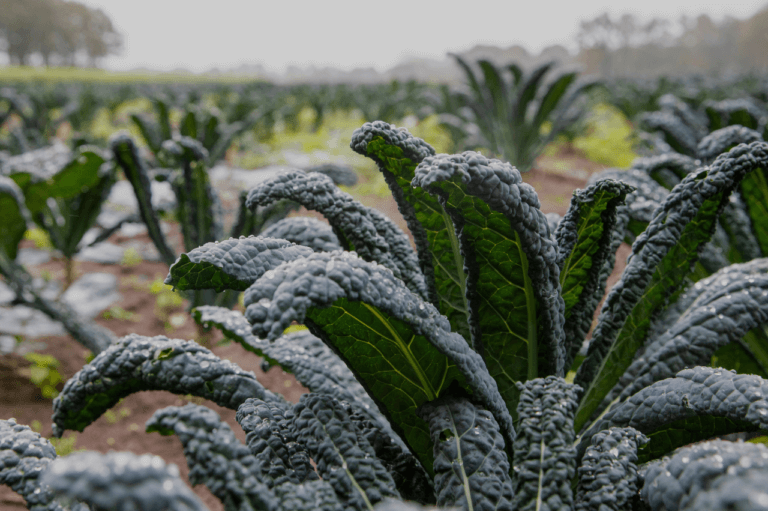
top-left (130, 95), bottom-right (269, 168)
top-left (5, 120), bottom-right (768, 510)
top-left (0, 176), bottom-right (116, 355)
top-left (2, 143), bottom-right (118, 286)
top-left (442, 56), bottom-right (600, 172)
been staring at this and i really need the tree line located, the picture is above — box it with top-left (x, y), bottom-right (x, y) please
top-left (576, 6), bottom-right (768, 77)
top-left (0, 0), bottom-right (121, 67)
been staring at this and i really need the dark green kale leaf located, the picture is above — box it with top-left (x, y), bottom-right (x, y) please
top-left (260, 217), bottom-right (341, 252)
top-left (51, 334), bottom-right (281, 437)
top-left (40, 450), bottom-right (207, 511)
top-left (351, 121), bottom-right (470, 343)
top-left (272, 480), bottom-right (345, 511)
top-left (704, 98), bottom-right (766, 132)
top-left (245, 169), bottom-right (427, 299)
top-left (110, 133), bottom-right (177, 266)
top-left (586, 168), bottom-right (668, 242)
top-left (413, 151), bottom-right (566, 419)
top-left (575, 141), bottom-right (768, 433)
top-left (243, 250), bottom-right (514, 476)
top-left (697, 126), bottom-right (763, 164)
top-left (166, 236), bottom-right (314, 293)
top-left (639, 111), bottom-right (699, 156)
top-left (513, 377), bottom-right (580, 511)
top-left (193, 305), bottom-right (431, 498)
top-left (555, 179), bottom-right (633, 368)
top-left (146, 404), bottom-right (279, 511)
top-left (640, 439), bottom-right (768, 511)
top-left (606, 263), bottom-right (768, 403)
top-left (0, 419), bottom-right (86, 511)
top-left (0, 176), bottom-right (30, 260)
top-left (236, 397), bottom-right (318, 488)
top-left (575, 427), bottom-right (648, 511)
top-left (631, 153), bottom-right (699, 189)
top-left (290, 393), bottom-right (400, 510)
top-left (418, 395), bottom-right (513, 510)
top-left (579, 366), bottom-right (768, 463)
top-left (646, 258), bottom-right (768, 343)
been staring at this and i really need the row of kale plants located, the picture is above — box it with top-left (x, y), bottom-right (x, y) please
top-left (1, 62), bottom-right (768, 509)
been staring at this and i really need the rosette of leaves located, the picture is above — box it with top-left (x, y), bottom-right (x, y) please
top-left (0, 86), bottom-right (80, 154)
top-left (130, 95), bottom-right (267, 167)
top-left (0, 157), bottom-right (117, 355)
top-left (34, 121), bottom-right (768, 510)
top-left (443, 56), bottom-right (600, 172)
top-left (4, 144), bottom-right (117, 286)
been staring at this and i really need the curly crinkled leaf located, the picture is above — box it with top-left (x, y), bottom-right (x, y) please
top-left (192, 304), bottom-right (428, 496)
top-left (374, 500), bottom-right (454, 511)
top-left (273, 480), bottom-right (345, 511)
top-left (193, 306), bottom-right (374, 411)
top-left (110, 133), bottom-right (177, 266)
top-left (344, 401), bottom-right (435, 504)
top-left (639, 111), bottom-right (699, 156)
top-left (0, 419), bottom-right (84, 511)
top-left (697, 126), bottom-right (763, 164)
top-left (575, 142), bottom-right (768, 433)
top-left (0, 176), bottom-right (30, 260)
top-left (418, 395), bottom-right (513, 511)
top-left (739, 154), bottom-right (768, 258)
top-left (579, 367), bottom-right (768, 463)
top-left (243, 250), bottom-right (515, 476)
top-left (679, 467), bottom-right (768, 511)
top-left (721, 192), bottom-right (764, 263)
top-left (657, 94), bottom-right (708, 139)
top-left (40, 450), bottom-right (207, 511)
top-left (51, 334), bottom-right (279, 437)
top-left (162, 138), bottom-right (223, 251)
top-left (350, 121), bottom-right (470, 342)
top-left (366, 207), bottom-right (429, 301)
top-left (307, 162), bottom-right (359, 187)
top-left (555, 180), bottom-right (633, 368)
top-left (646, 258), bottom-right (768, 360)
top-left (574, 427), bottom-right (648, 511)
top-left (696, 127), bottom-right (766, 261)
top-left (607, 264), bottom-right (768, 403)
top-left (146, 404), bottom-right (279, 511)
top-left (631, 153), bottom-right (700, 189)
top-left (165, 236), bottom-right (314, 293)
top-left (245, 169), bottom-right (427, 299)
top-left (291, 393), bottom-right (400, 510)
top-left (260, 217), bottom-right (342, 252)
top-left (704, 98), bottom-right (766, 131)
top-left (640, 439), bottom-right (768, 511)
top-left (513, 377), bottom-right (580, 511)
top-left (587, 168), bottom-right (668, 242)
top-left (413, 151), bottom-right (566, 416)
top-left (236, 397), bottom-right (318, 488)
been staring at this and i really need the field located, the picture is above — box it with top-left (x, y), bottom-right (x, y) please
top-left (2, 65), bottom-right (768, 511)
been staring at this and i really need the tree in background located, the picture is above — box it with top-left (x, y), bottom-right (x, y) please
top-left (0, 0), bottom-right (122, 67)
top-left (576, 7), bottom-right (768, 77)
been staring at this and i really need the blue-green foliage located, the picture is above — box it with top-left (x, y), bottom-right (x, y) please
top-left (6, 85), bottom-right (768, 510)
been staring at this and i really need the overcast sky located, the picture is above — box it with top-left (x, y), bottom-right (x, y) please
top-left (78, 0), bottom-right (768, 73)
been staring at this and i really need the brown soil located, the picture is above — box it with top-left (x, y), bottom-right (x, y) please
top-left (1, 151), bottom-right (628, 510)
